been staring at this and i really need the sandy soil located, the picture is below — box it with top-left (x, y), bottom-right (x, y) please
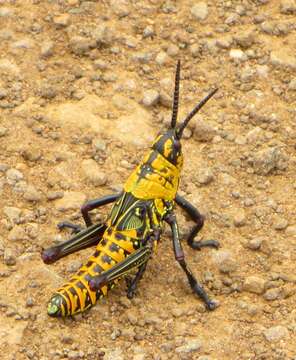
top-left (0, 1), bottom-right (296, 359)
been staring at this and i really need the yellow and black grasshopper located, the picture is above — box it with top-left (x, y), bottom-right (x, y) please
top-left (42, 61), bottom-right (220, 317)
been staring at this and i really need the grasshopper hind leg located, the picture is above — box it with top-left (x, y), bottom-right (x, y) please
top-left (41, 223), bottom-right (106, 264)
top-left (175, 194), bottom-right (219, 250)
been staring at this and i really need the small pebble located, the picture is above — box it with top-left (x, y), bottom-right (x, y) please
top-left (0, 126), bottom-right (8, 137)
top-left (23, 185), bottom-right (42, 202)
top-left (263, 325), bottom-right (289, 342)
top-left (273, 217), bottom-right (288, 230)
top-left (47, 191), bottom-right (64, 201)
top-left (3, 207), bottom-right (22, 224)
top-left (155, 51), bottom-right (168, 66)
top-left (4, 248), bottom-right (16, 266)
top-left (280, 0), bottom-right (296, 14)
top-left (22, 148), bottom-right (42, 162)
top-left (285, 225), bottom-right (296, 237)
top-left (243, 276), bottom-right (266, 294)
top-left (69, 36), bottom-right (93, 55)
top-left (40, 41), bottom-right (54, 58)
top-left (193, 119), bottom-right (216, 142)
top-left (55, 192), bottom-right (87, 212)
top-left (212, 250), bottom-right (237, 273)
top-left (6, 168), bottom-right (24, 185)
top-left (196, 168), bottom-right (214, 185)
top-left (53, 14), bottom-right (71, 27)
top-left (264, 288), bottom-right (282, 301)
top-left (229, 49), bottom-right (247, 61)
top-left (233, 209), bottom-right (246, 227)
top-left (246, 237), bottom-right (263, 250)
top-left (251, 147), bottom-right (289, 175)
top-left (176, 339), bottom-right (202, 353)
top-left (81, 159), bottom-right (107, 186)
top-left (191, 3), bottom-right (208, 21)
top-left (142, 89), bottom-right (160, 107)
top-left (8, 225), bottom-right (26, 241)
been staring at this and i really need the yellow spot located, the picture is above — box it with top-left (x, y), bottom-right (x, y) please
top-left (163, 139), bottom-right (173, 158)
top-left (101, 286), bottom-right (107, 296)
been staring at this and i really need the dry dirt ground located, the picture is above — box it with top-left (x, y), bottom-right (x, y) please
top-left (0, 1), bottom-right (296, 359)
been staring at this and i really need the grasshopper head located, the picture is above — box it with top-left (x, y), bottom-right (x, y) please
top-left (152, 60), bottom-right (217, 168)
top-left (47, 294), bottom-right (67, 317)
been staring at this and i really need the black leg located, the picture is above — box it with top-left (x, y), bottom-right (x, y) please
top-left (41, 223), bottom-right (106, 264)
top-left (125, 262), bottom-right (148, 299)
top-left (58, 193), bottom-right (120, 232)
top-left (81, 193), bottom-right (120, 227)
top-left (175, 194), bottom-right (219, 250)
top-left (57, 221), bottom-right (83, 233)
top-left (165, 212), bottom-right (216, 311)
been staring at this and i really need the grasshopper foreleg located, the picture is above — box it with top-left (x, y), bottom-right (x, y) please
top-left (165, 212), bottom-right (217, 311)
top-left (175, 194), bottom-right (219, 250)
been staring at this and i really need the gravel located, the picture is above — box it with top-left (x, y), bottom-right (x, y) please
top-left (1, 1), bottom-right (296, 358)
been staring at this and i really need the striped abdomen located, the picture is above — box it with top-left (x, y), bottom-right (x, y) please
top-left (47, 228), bottom-right (140, 317)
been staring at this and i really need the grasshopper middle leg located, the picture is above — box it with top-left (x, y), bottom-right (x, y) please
top-left (58, 193), bottom-right (120, 232)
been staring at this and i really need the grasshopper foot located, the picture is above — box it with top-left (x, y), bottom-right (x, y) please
top-left (57, 221), bottom-right (82, 234)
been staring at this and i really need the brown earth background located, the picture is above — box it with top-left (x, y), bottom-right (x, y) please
top-left (0, 0), bottom-right (296, 359)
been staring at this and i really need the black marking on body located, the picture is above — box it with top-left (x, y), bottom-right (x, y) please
top-left (109, 243), bottom-right (120, 252)
top-left (100, 239), bottom-right (107, 246)
top-left (93, 264), bottom-right (103, 273)
top-left (76, 281), bottom-right (84, 290)
top-left (101, 254), bottom-right (112, 264)
top-left (115, 233), bottom-right (126, 241)
top-left (84, 273), bottom-right (92, 282)
top-left (69, 287), bottom-right (81, 310)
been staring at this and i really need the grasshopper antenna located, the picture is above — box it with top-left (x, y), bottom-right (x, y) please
top-left (177, 88), bottom-right (218, 139)
top-left (171, 60), bottom-right (181, 129)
